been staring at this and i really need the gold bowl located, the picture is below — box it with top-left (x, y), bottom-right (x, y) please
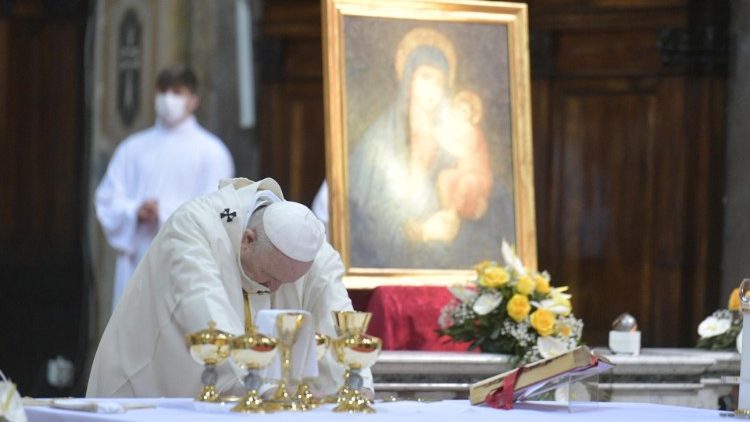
top-left (230, 333), bottom-right (278, 369)
top-left (332, 335), bottom-right (382, 370)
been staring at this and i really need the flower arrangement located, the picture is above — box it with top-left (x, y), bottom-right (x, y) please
top-left (696, 288), bottom-right (742, 351)
top-left (437, 241), bottom-right (583, 366)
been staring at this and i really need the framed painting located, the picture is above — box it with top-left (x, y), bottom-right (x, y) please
top-left (322, 0), bottom-right (536, 288)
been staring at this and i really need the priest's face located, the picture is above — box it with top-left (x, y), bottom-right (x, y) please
top-left (240, 229), bottom-right (313, 292)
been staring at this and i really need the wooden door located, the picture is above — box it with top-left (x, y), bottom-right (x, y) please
top-left (258, 1), bottom-right (326, 206)
top-left (530, 0), bottom-right (727, 345)
top-left (0, 1), bottom-right (88, 395)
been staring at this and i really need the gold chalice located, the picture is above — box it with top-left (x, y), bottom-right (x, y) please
top-left (266, 312), bottom-right (308, 411)
top-left (294, 332), bottom-right (331, 408)
top-left (333, 310), bottom-right (372, 338)
top-left (186, 321), bottom-right (233, 402)
top-left (331, 311), bottom-right (381, 413)
top-left (332, 333), bottom-right (381, 413)
top-left (229, 291), bottom-right (279, 413)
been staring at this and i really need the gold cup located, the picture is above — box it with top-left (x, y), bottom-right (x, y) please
top-left (330, 311), bottom-right (381, 413)
top-left (186, 321), bottom-right (233, 402)
top-left (229, 331), bottom-right (278, 412)
top-left (325, 311), bottom-right (372, 404)
top-left (332, 333), bottom-right (382, 413)
top-left (333, 311), bottom-right (372, 337)
top-left (229, 292), bottom-right (279, 412)
top-left (266, 312), bottom-right (308, 411)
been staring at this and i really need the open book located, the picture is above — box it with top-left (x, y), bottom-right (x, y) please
top-left (469, 346), bottom-right (613, 406)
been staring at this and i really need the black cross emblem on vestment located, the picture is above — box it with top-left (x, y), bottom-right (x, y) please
top-left (220, 208), bottom-right (237, 222)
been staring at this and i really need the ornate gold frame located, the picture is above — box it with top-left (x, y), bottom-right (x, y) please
top-left (322, 0), bottom-right (536, 288)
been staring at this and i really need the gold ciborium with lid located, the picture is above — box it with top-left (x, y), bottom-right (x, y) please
top-left (186, 321), bottom-right (233, 402)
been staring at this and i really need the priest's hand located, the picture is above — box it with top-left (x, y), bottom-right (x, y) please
top-left (137, 199), bottom-right (159, 223)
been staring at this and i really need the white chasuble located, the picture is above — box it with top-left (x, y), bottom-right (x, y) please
top-left (86, 178), bottom-right (369, 398)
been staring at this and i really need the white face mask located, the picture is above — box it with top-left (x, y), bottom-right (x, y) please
top-left (155, 92), bottom-right (190, 125)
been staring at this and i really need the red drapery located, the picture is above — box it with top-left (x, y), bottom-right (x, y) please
top-left (364, 286), bottom-right (476, 352)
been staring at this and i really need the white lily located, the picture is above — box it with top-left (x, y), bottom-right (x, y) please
top-left (549, 286), bottom-right (572, 300)
top-left (531, 299), bottom-right (570, 315)
top-left (448, 285), bottom-right (477, 302)
top-left (537, 336), bottom-right (569, 359)
top-left (738, 330), bottom-right (743, 353)
top-left (697, 316), bottom-right (731, 338)
top-left (472, 292), bottom-right (503, 315)
top-left (501, 240), bottom-right (527, 276)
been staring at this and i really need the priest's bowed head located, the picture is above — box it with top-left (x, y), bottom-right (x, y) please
top-left (240, 200), bottom-right (326, 292)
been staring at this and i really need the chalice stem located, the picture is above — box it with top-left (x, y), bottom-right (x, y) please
top-left (242, 290), bottom-right (254, 333)
top-left (272, 346), bottom-right (293, 402)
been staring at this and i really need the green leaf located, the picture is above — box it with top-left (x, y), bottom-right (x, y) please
top-left (490, 326), bottom-right (502, 340)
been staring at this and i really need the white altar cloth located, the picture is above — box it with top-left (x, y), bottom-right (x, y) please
top-left (25, 398), bottom-right (723, 422)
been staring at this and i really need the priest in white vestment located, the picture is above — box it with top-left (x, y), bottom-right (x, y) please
top-left (95, 66), bottom-right (234, 309)
top-left (86, 177), bottom-right (372, 398)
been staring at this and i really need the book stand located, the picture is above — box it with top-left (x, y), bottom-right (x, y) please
top-left (522, 371), bottom-right (602, 412)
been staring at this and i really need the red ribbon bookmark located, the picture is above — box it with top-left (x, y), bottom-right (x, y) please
top-left (485, 367), bottom-right (523, 410)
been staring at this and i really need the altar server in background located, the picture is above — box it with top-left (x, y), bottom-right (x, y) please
top-left (87, 177), bottom-right (372, 399)
top-left (95, 65), bottom-right (234, 309)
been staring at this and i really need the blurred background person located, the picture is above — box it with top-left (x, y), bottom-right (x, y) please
top-left (94, 65), bottom-right (235, 310)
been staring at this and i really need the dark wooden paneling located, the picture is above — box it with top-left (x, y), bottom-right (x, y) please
top-left (532, 0), bottom-right (726, 346)
top-left (555, 30), bottom-right (664, 75)
top-left (0, 2), bottom-right (87, 395)
top-left (0, 21), bottom-right (9, 234)
top-left (258, 2), bottom-right (326, 206)
top-left (260, 81), bottom-right (326, 205)
top-left (543, 77), bottom-right (686, 345)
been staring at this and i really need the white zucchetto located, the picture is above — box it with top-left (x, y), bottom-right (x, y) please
top-left (263, 201), bottom-right (325, 262)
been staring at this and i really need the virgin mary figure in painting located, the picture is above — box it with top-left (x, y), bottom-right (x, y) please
top-left (347, 27), bottom-right (514, 270)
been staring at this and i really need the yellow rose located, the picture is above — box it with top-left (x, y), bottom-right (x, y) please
top-left (516, 275), bottom-right (536, 296)
top-left (530, 309), bottom-right (556, 336)
top-left (535, 274), bottom-right (551, 294)
top-left (480, 267), bottom-right (510, 288)
top-left (474, 260), bottom-right (495, 274)
top-left (507, 294), bottom-right (531, 322)
top-left (729, 288), bottom-right (741, 311)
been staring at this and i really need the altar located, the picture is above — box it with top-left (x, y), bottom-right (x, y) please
top-left (371, 348), bottom-right (739, 409)
top-left (25, 398), bottom-right (725, 422)
top-left (18, 348), bottom-right (738, 421)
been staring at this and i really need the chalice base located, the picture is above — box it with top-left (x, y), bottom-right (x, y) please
top-left (231, 390), bottom-right (271, 413)
top-left (295, 383), bottom-right (320, 409)
top-left (333, 389), bottom-right (376, 413)
top-left (266, 383), bottom-right (309, 412)
top-left (196, 385), bottom-right (220, 402)
top-left (326, 383), bottom-right (354, 405)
